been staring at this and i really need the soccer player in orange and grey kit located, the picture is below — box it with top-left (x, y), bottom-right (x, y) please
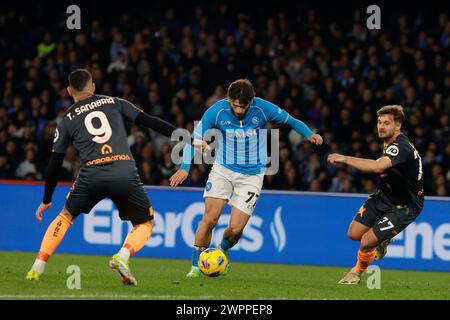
top-left (26, 69), bottom-right (178, 285)
top-left (328, 105), bottom-right (424, 284)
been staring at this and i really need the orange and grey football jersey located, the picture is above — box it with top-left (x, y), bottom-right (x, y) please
top-left (52, 94), bottom-right (142, 180)
top-left (379, 133), bottom-right (424, 206)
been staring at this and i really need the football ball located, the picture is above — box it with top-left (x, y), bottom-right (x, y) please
top-left (198, 248), bottom-right (228, 277)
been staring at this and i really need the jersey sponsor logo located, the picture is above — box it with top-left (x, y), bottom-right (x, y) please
top-left (220, 120), bottom-right (231, 125)
top-left (85, 154), bottom-right (131, 166)
top-left (101, 144), bottom-right (113, 155)
top-left (227, 129), bottom-right (258, 138)
top-left (385, 145), bottom-right (399, 156)
top-left (54, 128), bottom-right (59, 143)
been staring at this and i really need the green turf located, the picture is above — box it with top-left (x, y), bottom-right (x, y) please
top-left (1, 251), bottom-right (449, 300)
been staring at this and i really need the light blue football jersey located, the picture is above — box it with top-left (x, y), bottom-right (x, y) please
top-left (181, 97), bottom-right (314, 174)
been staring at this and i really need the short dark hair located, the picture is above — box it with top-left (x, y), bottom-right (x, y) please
top-left (227, 79), bottom-right (255, 106)
top-left (68, 69), bottom-right (92, 92)
top-left (377, 105), bottom-right (405, 124)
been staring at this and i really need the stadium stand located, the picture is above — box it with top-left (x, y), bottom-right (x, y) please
top-left (0, 1), bottom-right (449, 195)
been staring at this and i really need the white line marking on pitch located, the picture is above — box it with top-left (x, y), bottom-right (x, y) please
top-left (0, 294), bottom-right (216, 299)
top-left (0, 294), bottom-right (292, 299)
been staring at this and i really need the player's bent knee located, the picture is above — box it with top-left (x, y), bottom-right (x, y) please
top-left (347, 229), bottom-right (362, 241)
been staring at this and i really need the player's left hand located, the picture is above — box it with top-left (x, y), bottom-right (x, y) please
top-left (327, 153), bottom-right (347, 165)
top-left (36, 202), bottom-right (51, 222)
top-left (308, 134), bottom-right (323, 146)
top-left (169, 169), bottom-right (189, 187)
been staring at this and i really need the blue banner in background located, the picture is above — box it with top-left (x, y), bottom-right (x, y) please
top-left (0, 183), bottom-right (449, 271)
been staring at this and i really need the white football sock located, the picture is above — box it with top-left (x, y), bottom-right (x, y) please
top-left (118, 247), bottom-right (131, 262)
top-left (32, 259), bottom-right (46, 274)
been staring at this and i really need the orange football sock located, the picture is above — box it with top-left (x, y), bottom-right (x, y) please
top-left (123, 222), bottom-right (153, 256)
top-left (355, 249), bottom-right (376, 273)
top-left (37, 214), bottom-right (73, 261)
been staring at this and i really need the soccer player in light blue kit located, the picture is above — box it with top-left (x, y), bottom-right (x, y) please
top-left (170, 79), bottom-right (323, 277)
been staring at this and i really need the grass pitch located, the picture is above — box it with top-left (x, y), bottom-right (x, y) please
top-left (1, 251), bottom-right (449, 300)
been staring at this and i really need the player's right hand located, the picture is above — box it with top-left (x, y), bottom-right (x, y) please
top-left (36, 202), bottom-right (51, 222)
top-left (193, 139), bottom-right (208, 154)
top-left (169, 169), bottom-right (189, 187)
top-left (327, 153), bottom-right (347, 165)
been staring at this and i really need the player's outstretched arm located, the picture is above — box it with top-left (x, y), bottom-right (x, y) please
top-left (134, 112), bottom-right (177, 137)
top-left (327, 154), bottom-right (392, 173)
top-left (257, 98), bottom-right (323, 146)
top-left (117, 98), bottom-right (178, 137)
top-left (37, 152), bottom-right (65, 221)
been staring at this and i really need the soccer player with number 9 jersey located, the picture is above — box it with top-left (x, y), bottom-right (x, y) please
top-left (26, 69), bottom-right (178, 285)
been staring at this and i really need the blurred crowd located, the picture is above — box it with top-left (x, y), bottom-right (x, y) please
top-left (0, 2), bottom-right (449, 196)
